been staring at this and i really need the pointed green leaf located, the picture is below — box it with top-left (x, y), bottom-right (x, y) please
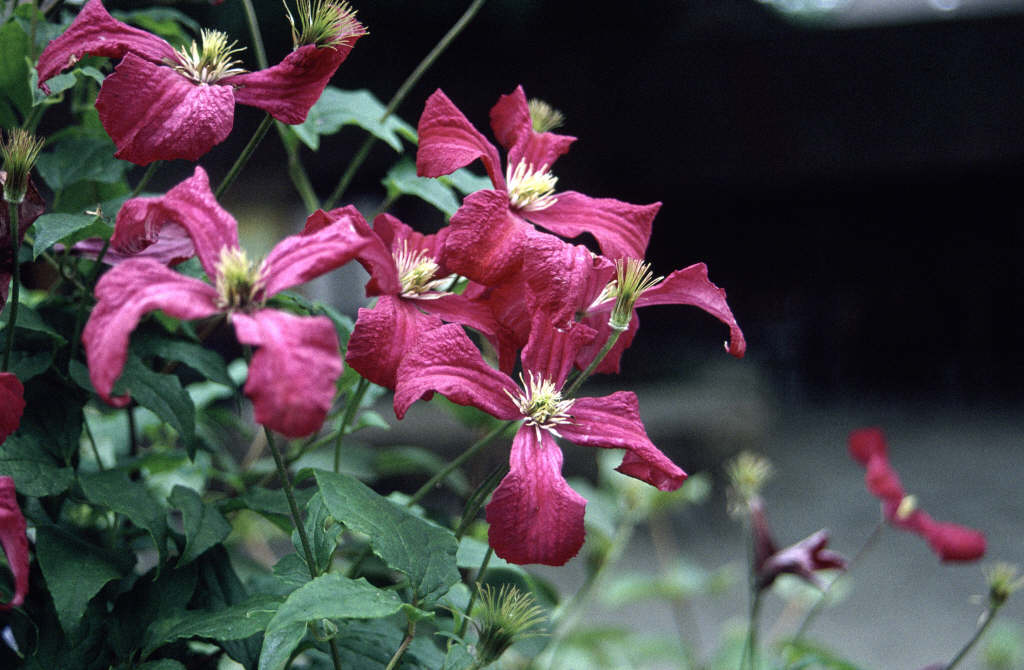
top-left (0, 433), bottom-right (74, 496)
top-left (112, 354), bottom-right (196, 448)
top-left (143, 594), bottom-right (282, 658)
top-left (383, 159), bottom-right (460, 217)
top-left (80, 469), bottom-right (170, 566)
top-left (293, 87), bottom-right (416, 152)
top-left (315, 470), bottom-right (459, 606)
top-left (168, 485), bottom-right (232, 566)
top-left (0, 301), bottom-right (66, 344)
top-left (35, 135), bottom-right (132, 191)
top-left (31, 213), bottom-right (111, 260)
top-left (0, 20), bottom-right (32, 118)
top-left (133, 332), bottom-right (235, 388)
top-left (443, 168), bottom-right (492, 195)
top-left (293, 492), bottom-right (340, 576)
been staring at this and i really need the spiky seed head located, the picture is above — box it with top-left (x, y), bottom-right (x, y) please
top-left (1, 129), bottom-right (44, 204)
top-left (528, 98), bottom-right (565, 133)
top-left (985, 562), bottom-right (1024, 606)
top-left (286, 0), bottom-right (367, 49)
top-left (214, 246), bottom-right (266, 311)
top-left (472, 583), bottom-right (547, 666)
top-left (726, 451), bottom-right (773, 515)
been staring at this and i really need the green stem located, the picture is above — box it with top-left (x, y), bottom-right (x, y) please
top-left (562, 329), bottom-right (621, 398)
top-left (215, 114), bottom-right (274, 200)
top-left (279, 120), bottom-right (321, 212)
top-left (239, 0), bottom-right (269, 70)
top-left (384, 617), bottom-right (417, 670)
top-left (129, 160), bottom-right (162, 198)
top-left (324, 0), bottom-right (487, 209)
top-left (69, 230), bottom-right (109, 363)
top-left (263, 426), bottom-right (317, 574)
top-left (333, 377), bottom-right (369, 472)
top-left (407, 420), bottom-right (513, 507)
top-left (740, 589), bottom-right (763, 670)
top-left (944, 601), bottom-right (1004, 670)
top-left (457, 547), bottom-right (493, 638)
top-left (454, 463), bottom-right (507, 540)
top-left (83, 418), bottom-right (105, 471)
top-left (2, 202), bottom-right (19, 371)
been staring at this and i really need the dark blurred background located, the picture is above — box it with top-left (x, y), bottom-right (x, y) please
top-left (133, 0), bottom-right (1024, 402)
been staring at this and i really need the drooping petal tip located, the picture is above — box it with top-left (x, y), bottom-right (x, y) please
top-left (0, 476), bottom-right (29, 610)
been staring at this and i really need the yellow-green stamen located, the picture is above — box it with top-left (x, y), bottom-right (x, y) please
top-left (214, 247), bottom-right (266, 311)
top-left (286, 0), bottom-right (367, 49)
top-left (505, 372), bottom-right (575, 440)
top-left (171, 29), bottom-right (247, 85)
top-left (605, 258), bottom-right (664, 331)
top-left (393, 241), bottom-right (444, 296)
top-left (528, 98), bottom-right (565, 133)
top-left (506, 159), bottom-right (558, 212)
top-left (0, 129), bottom-right (44, 204)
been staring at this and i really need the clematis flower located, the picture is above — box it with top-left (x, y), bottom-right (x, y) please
top-left (36, 0), bottom-right (366, 165)
top-left (394, 316), bottom-right (686, 566)
top-left (0, 171), bottom-right (46, 314)
top-left (848, 427), bottom-right (986, 562)
top-left (0, 476), bottom-right (29, 610)
top-left (416, 86), bottom-right (660, 286)
top-left (345, 213), bottom-right (499, 389)
top-left (0, 373), bottom-right (25, 445)
top-left (749, 498), bottom-right (845, 590)
top-left (82, 167), bottom-right (374, 437)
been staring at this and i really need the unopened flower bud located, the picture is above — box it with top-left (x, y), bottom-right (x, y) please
top-left (1, 130), bottom-right (44, 205)
top-left (287, 0), bottom-right (367, 49)
top-left (528, 98), bottom-right (565, 133)
top-left (471, 583), bottom-right (546, 666)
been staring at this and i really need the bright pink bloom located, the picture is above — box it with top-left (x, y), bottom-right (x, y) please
top-left (750, 498), bottom-right (845, 590)
top-left (394, 317), bottom-right (686, 566)
top-left (82, 167), bottom-right (373, 437)
top-left (1, 173), bottom-right (45, 314)
top-left (849, 428), bottom-right (986, 562)
top-left (36, 0), bottom-right (365, 165)
top-left (0, 476), bottom-right (29, 610)
top-left (416, 86), bottom-right (659, 285)
top-left (345, 214), bottom-right (499, 389)
top-left (0, 373), bottom-right (25, 445)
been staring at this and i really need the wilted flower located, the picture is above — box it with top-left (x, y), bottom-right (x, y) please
top-left (0, 476), bottom-right (28, 610)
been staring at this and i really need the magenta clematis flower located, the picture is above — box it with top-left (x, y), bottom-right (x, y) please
top-left (416, 86), bottom-right (660, 286)
top-left (394, 317), bottom-right (686, 566)
top-left (36, 0), bottom-right (366, 165)
top-left (0, 373), bottom-right (25, 446)
top-left (0, 476), bottom-right (28, 610)
top-left (749, 498), bottom-right (845, 590)
top-left (849, 428), bottom-right (986, 562)
top-left (82, 167), bottom-right (374, 437)
top-left (345, 214), bottom-right (499, 389)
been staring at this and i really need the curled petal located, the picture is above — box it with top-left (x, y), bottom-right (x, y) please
top-left (231, 39), bottom-right (365, 124)
top-left (113, 167), bottom-right (238, 276)
top-left (0, 373), bottom-right (25, 445)
top-left (83, 259), bottom-right (219, 405)
top-left (95, 54), bottom-right (235, 165)
top-left (637, 262), bottom-right (746, 358)
top-left (441, 189), bottom-right (527, 286)
top-left (915, 513), bottom-right (987, 562)
top-left (525, 191), bottom-right (658, 261)
top-left (231, 310), bottom-right (342, 438)
top-left (346, 297), bottom-right (442, 390)
top-left (393, 324), bottom-right (520, 420)
top-left (489, 85), bottom-right (575, 169)
top-left (486, 428), bottom-right (587, 566)
top-left (521, 315), bottom-right (595, 388)
top-left (75, 223), bottom-right (196, 267)
top-left (36, 0), bottom-right (176, 92)
top-left (560, 394), bottom-right (686, 491)
top-left (416, 89), bottom-right (505, 188)
top-left (0, 477), bottom-right (29, 610)
top-left (522, 235), bottom-right (615, 327)
top-left (758, 528), bottom-right (846, 590)
top-left (261, 206), bottom-right (373, 298)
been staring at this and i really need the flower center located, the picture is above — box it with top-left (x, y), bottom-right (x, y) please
top-left (505, 372), bottom-right (575, 438)
top-left (895, 494), bottom-right (918, 520)
top-left (590, 258), bottom-right (664, 331)
top-left (171, 29), bottom-right (247, 85)
top-left (393, 241), bottom-right (444, 296)
top-left (286, 0), bottom-right (367, 49)
top-left (214, 247), bottom-right (266, 311)
top-left (505, 159), bottom-right (558, 212)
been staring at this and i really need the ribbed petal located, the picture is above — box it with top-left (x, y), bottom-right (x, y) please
top-left (486, 428), bottom-right (587, 566)
top-left (231, 309), bottom-right (342, 438)
top-left (637, 262), bottom-right (746, 358)
top-left (489, 86), bottom-right (576, 170)
top-left (416, 89), bottom-right (505, 188)
top-left (441, 189), bottom-right (526, 286)
top-left (525, 191), bottom-right (658, 260)
top-left (351, 213), bottom-right (403, 297)
top-left (463, 281), bottom-right (532, 375)
top-left (521, 315), bottom-right (595, 388)
top-left (0, 373), bottom-right (24, 445)
top-left (231, 39), bottom-right (364, 124)
top-left (575, 311), bottom-right (638, 375)
top-left (83, 259), bottom-right (219, 406)
top-left (75, 223), bottom-right (196, 267)
top-left (0, 477), bottom-right (29, 610)
top-left (94, 54), bottom-right (234, 165)
top-left (346, 297), bottom-right (442, 390)
top-left (113, 167), bottom-right (238, 277)
top-left (0, 176), bottom-right (45, 313)
top-left (260, 206), bottom-right (373, 298)
top-left (36, 0), bottom-right (176, 93)
top-left (522, 235), bottom-right (615, 327)
top-left (560, 393), bottom-right (686, 491)
top-left (393, 323), bottom-right (520, 420)
top-left (414, 293), bottom-right (499, 339)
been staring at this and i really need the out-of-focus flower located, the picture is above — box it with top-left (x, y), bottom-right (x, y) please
top-left (749, 498), bottom-right (845, 590)
top-left (0, 373), bottom-right (24, 445)
top-left (0, 476), bottom-right (28, 610)
top-left (849, 427), bottom-right (986, 562)
top-left (36, 0), bottom-right (366, 164)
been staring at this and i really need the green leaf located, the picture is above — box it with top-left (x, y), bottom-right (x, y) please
top-left (35, 135), bottom-right (132, 191)
top-left (113, 8), bottom-right (200, 47)
top-left (0, 20), bottom-right (31, 118)
top-left (137, 661), bottom-right (187, 670)
top-left (18, 372), bottom-right (85, 462)
top-left (133, 332), bottom-right (236, 388)
top-left (294, 492), bottom-right (340, 576)
top-left (80, 469), bottom-right (170, 567)
top-left (112, 354), bottom-right (197, 449)
top-left (443, 168), bottom-right (492, 195)
top-left (30, 213), bottom-right (111, 260)
top-left (376, 446), bottom-right (470, 497)
top-left (34, 526), bottom-right (128, 635)
top-left (108, 563), bottom-right (199, 660)
top-left (142, 594), bottom-right (282, 658)
top-left (0, 433), bottom-right (74, 496)
top-left (293, 87), bottom-right (416, 152)
top-left (191, 546), bottom-right (262, 668)
top-left (259, 573), bottom-right (405, 670)
top-left (330, 619), bottom-right (447, 670)
top-left (383, 159), bottom-right (461, 217)
top-left (442, 643), bottom-right (476, 670)
top-left (168, 485), bottom-right (232, 567)
top-left (315, 470), bottom-right (460, 606)
top-left (5, 349), bottom-right (52, 381)
top-left (32, 71), bottom-right (76, 103)
top-left (0, 301), bottom-right (66, 344)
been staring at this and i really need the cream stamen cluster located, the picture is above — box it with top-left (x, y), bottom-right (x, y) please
top-left (171, 29), bottom-right (247, 85)
top-left (393, 241), bottom-right (444, 296)
top-left (505, 372), bottom-right (575, 439)
top-left (594, 258), bottom-right (664, 331)
top-left (214, 247), bottom-right (266, 311)
top-left (505, 159), bottom-right (558, 212)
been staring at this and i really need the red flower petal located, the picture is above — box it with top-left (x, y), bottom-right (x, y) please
top-left (231, 310), bottom-right (342, 438)
top-left (113, 167), bottom-right (238, 277)
top-left (485, 428), bottom-right (587, 566)
top-left (231, 40), bottom-right (364, 124)
top-left (416, 89), bottom-right (505, 188)
top-left (95, 54), bottom-right (235, 165)
top-left (560, 394), bottom-right (687, 491)
top-left (489, 85), bottom-right (575, 169)
top-left (346, 297), bottom-right (442, 390)
top-left (440, 189), bottom-right (528, 286)
top-left (916, 513), bottom-right (987, 562)
top-left (83, 259), bottom-right (220, 405)
top-left (864, 453), bottom-right (905, 504)
top-left (525, 191), bottom-right (658, 261)
top-left (0, 373), bottom-right (25, 445)
top-left (520, 315), bottom-right (595, 388)
top-left (0, 477), bottom-right (29, 610)
top-left (848, 426), bottom-right (888, 465)
top-left (36, 0), bottom-right (176, 93)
